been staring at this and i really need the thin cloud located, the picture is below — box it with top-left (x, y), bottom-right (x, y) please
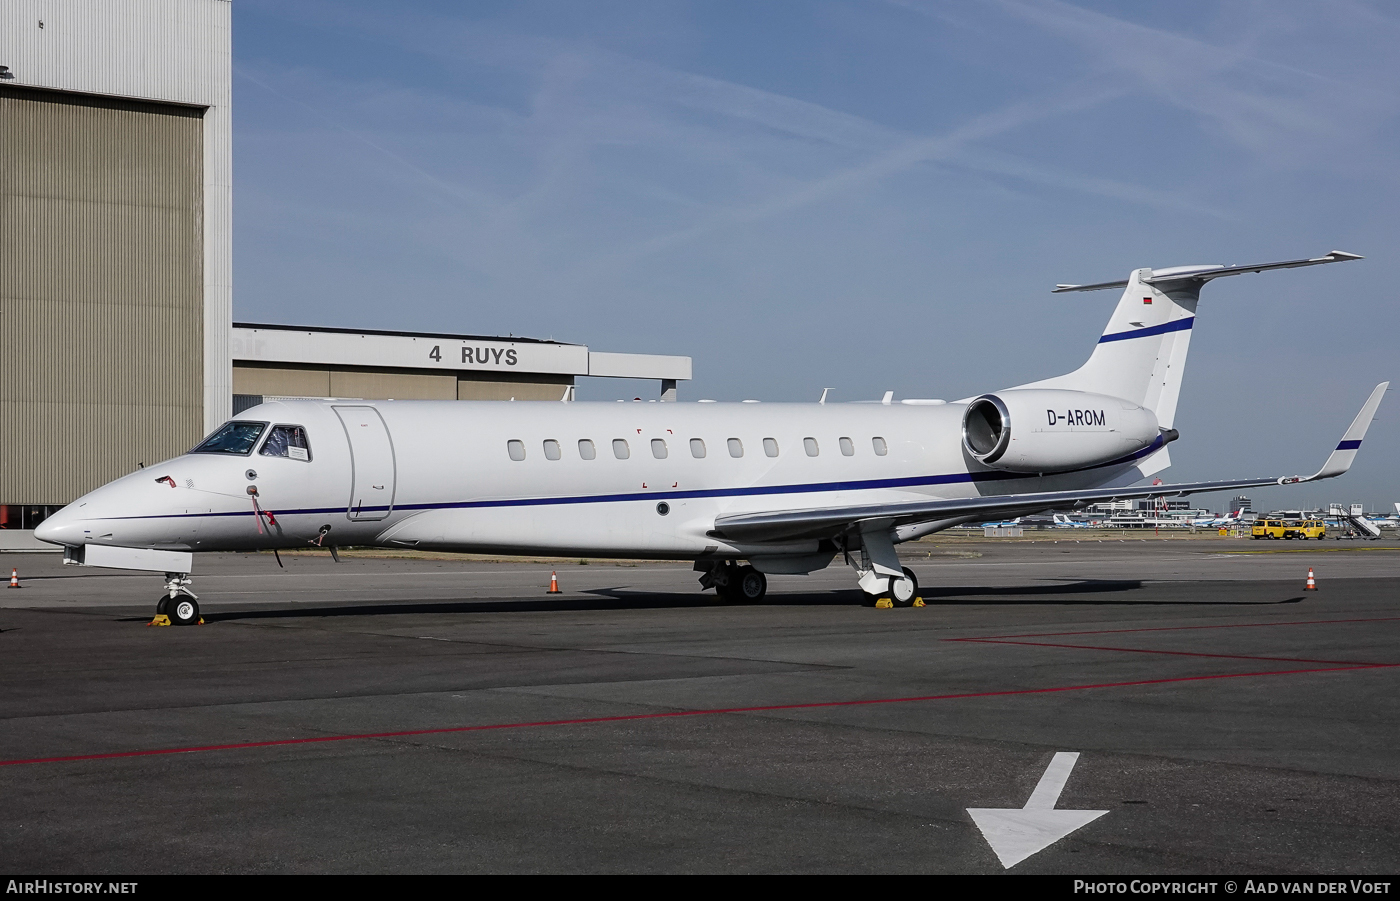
top-left (235, 65), bottom-right (495, 214)
top-left (984, 0), bottom-right (1399, 167)
top-left (571, 76), bottom-right (1135, 280)
top-left (939, 146), bottom-right (1233, 219)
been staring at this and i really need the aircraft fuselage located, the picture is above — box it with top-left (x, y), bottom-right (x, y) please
top-left (37, 398), bottom-right (1152, 561)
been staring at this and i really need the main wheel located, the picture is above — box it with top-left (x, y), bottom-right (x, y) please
top-left (735, 566), bottom-right (767, 602)
top-left (891, 567), bottom-right (919, 607)
top-left (169, 596), bottom-right (200, 626)
top-left (156, 596), bottom-right (170, 616)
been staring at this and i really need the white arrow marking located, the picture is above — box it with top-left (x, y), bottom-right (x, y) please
top-left (967, 752), bottom-right (1109, 869)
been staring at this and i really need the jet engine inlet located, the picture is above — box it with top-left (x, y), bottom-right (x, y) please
top-left (963, 395), bottom-right (1011, 464)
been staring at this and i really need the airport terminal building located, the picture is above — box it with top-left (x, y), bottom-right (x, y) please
top-left (0, 0), bottom-right (689, 544)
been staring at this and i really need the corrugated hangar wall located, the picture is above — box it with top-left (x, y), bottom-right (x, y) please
top-left (0, 86), bottom-right (205, 505)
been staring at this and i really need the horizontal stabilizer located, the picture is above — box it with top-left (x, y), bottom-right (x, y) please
top-left (1054, 250), bottom-right (1362, 294)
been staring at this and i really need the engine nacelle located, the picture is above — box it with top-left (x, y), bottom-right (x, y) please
top-left (961, 389), bottom-right (1164, 473)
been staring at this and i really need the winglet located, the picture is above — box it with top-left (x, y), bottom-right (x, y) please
top-left (1283, 382), bottom-right (1389, 484)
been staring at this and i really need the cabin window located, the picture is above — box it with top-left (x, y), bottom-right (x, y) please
top-left (613, 439), bottom-right (630, 460)
top-left (507, 440), bottom-right (526, 461)
top-left (578, 439), bottom-right (596, 460)
top-left (543, 439), bottom-right (562, 461)
top-left (872, 437), bottom-right (888, 456)
top-left (804, 437), bottom-right (820, 457)
top-left (192, 421), bottom-right (267, 456)
top-left (839, 437), bottom-right (855, 457)
top-left (261, 425), bottom-right (312, 461)
top-left (763, 438), bottom-right (779, 457)
top-left (727, 438), bottom-right (744, 458)
top-left (690, 438), bottom-right (706, 458)
top-left (651, 438), bottom-right (668, 459)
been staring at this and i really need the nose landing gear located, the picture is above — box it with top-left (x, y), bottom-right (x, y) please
top-left (151, 572), bottom-right (201, 626)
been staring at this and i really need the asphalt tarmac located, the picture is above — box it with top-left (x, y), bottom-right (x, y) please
top-left (1, 537), bottom-right (1398, 874)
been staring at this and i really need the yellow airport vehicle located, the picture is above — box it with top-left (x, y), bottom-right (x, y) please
top-left (1251, 516), bottom-right (1326, 540)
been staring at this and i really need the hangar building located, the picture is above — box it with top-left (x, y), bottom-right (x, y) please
top-left (0, 0), bottom-right (690, 546)
top-left (231, 323), bottom-right (689, 410)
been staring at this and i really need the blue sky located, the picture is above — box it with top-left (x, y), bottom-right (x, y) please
top-left (232, 0), bottom-right (1400, 511)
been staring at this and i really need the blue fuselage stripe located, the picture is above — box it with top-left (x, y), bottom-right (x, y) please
top-left (1098, 317), bottom-right (1194, 344)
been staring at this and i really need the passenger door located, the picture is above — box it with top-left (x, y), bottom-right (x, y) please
top-left (334, 406), bottom-right (396, 521)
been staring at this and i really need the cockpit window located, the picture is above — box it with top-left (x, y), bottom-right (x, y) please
top-left (191, 421), bottom-right (267, 456)
top-left (260, 425), bottom-right (312, 461)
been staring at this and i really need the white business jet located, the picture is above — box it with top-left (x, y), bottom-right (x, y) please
top-left (37, 252), bottom-right (1388, 625)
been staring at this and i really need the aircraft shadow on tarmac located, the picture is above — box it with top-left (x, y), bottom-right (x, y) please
top-left (168, 579), bottom-right (1301, 623)
top-left (184, 592), bottom-right (846, 622)
top-left (921, 580), bottom-right (1305, 606)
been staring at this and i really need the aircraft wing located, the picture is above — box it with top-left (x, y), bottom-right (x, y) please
top-left (712, 382), bottom-right (1388, 544)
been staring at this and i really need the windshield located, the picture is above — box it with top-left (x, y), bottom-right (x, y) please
top-left (192, 421), bottom-right (268, 456)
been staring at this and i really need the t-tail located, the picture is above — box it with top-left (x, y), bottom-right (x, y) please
top-left (1020, 250), bottom-right (1363, 431)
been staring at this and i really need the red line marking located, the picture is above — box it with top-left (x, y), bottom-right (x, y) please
top-left (951, 615), bottom-right (1400, 642)
top-left (1, 663), bottom-right (1393, 769)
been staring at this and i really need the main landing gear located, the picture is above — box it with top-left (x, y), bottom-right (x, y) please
top-left (153, 572), bottom-right (201, 626)
top-left (864, 566), bottom-right (920, 608)
top-left (840, 529), bottom-right (924, 608)
top-left (695, 560), bottom-right (768, 602)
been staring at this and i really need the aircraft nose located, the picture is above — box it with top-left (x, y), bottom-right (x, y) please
top-left (34, 506), bottom-right (85, 546)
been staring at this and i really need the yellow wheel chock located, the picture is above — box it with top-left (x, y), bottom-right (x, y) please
top-left (146, 614), bottom-right (203, 626)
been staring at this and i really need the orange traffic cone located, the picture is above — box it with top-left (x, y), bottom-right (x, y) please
top-left (547, 571), bottom-right (562, 594)
top-left (8, 568), bottom-right (18, 588)
top-left (1304, 567), bottom-right (1317, 591)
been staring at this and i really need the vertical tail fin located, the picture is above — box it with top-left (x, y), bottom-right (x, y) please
top-left (1021, 251), bottom-right (1363, 430)
top-left (1018, 268), bottom-right (1198, 427)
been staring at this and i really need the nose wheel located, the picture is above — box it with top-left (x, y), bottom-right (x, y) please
top-left (153, 572), bottom-right (201, 626)
top-left (166, 596), bottom-right (201, 626)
